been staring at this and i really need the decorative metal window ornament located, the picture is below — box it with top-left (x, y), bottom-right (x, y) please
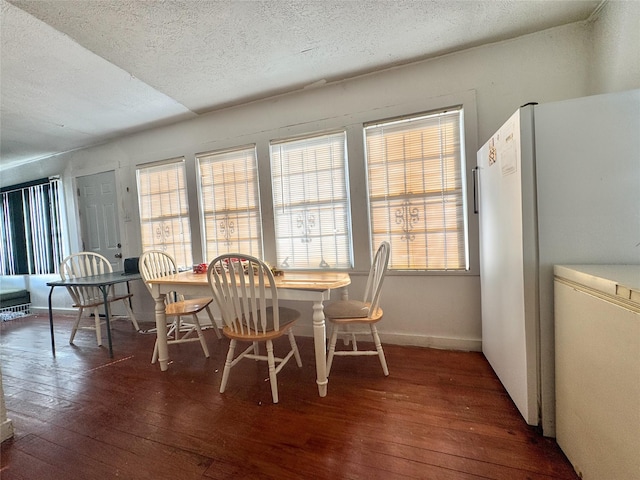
top-left (219, 215), bottom-right (235, 246)
top-left (296, 210), bottom-right (316, 243)
top-left (396, 200), bottom-right (419, 241)
top-left (155, 223), bottom-right (173, 249)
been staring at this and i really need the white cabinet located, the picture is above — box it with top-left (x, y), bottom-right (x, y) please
top-left (554, 265), bottom-right (640, 480)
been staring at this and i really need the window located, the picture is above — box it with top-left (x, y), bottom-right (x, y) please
top-left (365, 108), bottom-right (468, 270)
top-left (136, 158), bottom-right (193, 269)
top-left (0, 177), bottom-right (65, 275)
top-left (270, 132), bottom-right (352, 270)
top-left (197, 146), bottom-right (262, 260)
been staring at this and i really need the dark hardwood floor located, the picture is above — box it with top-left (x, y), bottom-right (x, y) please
top-left (0, 314), bottom-right (577, 480)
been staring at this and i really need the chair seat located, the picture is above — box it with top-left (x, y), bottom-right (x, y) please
top-left (325, 300), bottom-right (383, 323)
top-left (209, 253), bottom-right (303, 403)
top-left (325, 241), bottom-right (390, 377)
top-left (223, 306), bottom-right (300, 341)
top-left (61, 252), bottom-right (140, 346)
top-left (165, 297), bottom-right (212, 316)
top-left (140, 250), bottom-right (222, 364)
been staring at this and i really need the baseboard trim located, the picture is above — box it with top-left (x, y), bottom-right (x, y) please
top-left (1, 418), bottom-right (14, 443)
top-left (295, 324), bottom-right (481, 352)
top-left (33, 307), bottom-right (482, 352)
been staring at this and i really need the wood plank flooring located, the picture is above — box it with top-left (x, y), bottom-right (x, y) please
top-left (0, 314), bottom-right (577, 480)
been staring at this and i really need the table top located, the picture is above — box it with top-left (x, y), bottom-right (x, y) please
top-left (147, 270), bottom-right (351, 291)
top-left (47, 271), bottom-right (141, 287)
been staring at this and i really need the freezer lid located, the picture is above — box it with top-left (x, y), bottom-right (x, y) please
top-left (554, 265), bottom-right (640, 304)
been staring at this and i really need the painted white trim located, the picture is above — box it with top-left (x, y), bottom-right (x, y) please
top-left (295, 324), bottom-right (480, 352)
top-left (1, 419), bottom-right (14, 443)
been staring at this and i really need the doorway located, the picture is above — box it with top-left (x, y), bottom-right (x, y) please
top-left (76, 170), bottom-right (123, 270)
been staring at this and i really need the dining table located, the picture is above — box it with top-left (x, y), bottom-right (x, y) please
top-left (46, 271), bottom-right (141, 358)
top-left (146, 270), bottom-right (351, 397)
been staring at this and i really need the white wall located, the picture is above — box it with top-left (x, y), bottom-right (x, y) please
top-left (5, 5), bottom-right (639, 350)
top-left (588, 0), bottom-right (640, 94)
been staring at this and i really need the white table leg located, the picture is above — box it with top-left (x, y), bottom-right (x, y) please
top-left (154, 294), bottom-right (169, 371)
top-left (312, 300), bottom-right (328, 397)
top-left (341, 286), bottom-right (349, 301)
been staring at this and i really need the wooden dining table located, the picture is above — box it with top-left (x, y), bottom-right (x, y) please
top-left (146, 270), bottom-right (351, 397)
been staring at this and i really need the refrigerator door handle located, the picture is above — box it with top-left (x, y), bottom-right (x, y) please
top-left (472, 167), bottom-right (479, 214)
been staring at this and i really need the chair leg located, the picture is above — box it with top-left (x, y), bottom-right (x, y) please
top-left (220, 339), bottom-right (236, 394)
top-left (122, 299), bottom-right (140, 331)
top-left (350, 333), bottom-right (359, 351)
top-left (191, 314), bottom-right (210, 358)
top-left (205, 306), bottom-right (222, 339)
top-left (288, 330), bottom-right (302, 367)
top-left (266, 340), bottom-right (279, 404)
top-left (69, 307), bottom-right (84, 344)
top-left (151, 339), bottom-right (159, 364)
top-left (370, 324), bottom-right (389, 376)
top-left (175, 317), bottom-right (182, 340)
top-left (326, 323), bottom-right (340, 376)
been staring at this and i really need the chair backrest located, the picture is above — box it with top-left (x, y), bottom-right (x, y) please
top-left (139, 250), bottom-right (181, 305)
top-left (207, 254), bottom-right (280, 335)
top-left (362, 241), bottom-right (390, 317)
top-left (60, 252), bottom-right (113, 307)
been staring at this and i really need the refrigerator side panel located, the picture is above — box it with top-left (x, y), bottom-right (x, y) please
top-left (535, 89), bottom-right (640, 436)
top-left (477, 109), bottom-right (538, 425)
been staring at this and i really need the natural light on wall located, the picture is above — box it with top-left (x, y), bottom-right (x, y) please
top-left (136, 158), bottom-right (193, 269)
top-left (197, 146), bottom-right (263, 261)
top-left (365, 107), bottom-right (469, 270)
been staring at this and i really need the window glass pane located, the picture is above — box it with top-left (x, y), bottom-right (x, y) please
top-left (271, 132), bottom-right (352, 269)
top-left (0, 177), bottom-right (65, 275)
top-left (136, 158), bottom-right (193, 268)
top-left (365, 108), bottom-right (468, 270)
top-left (196, 146), bottom-right (262, 261)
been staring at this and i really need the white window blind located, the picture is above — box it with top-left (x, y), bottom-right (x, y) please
top-left (136, 158), bottom-right (193, 269)
top-left (270, 131), bottom-right (352, 270)
top-left (197, 146), bottom-right (263, 260)
top-left (365, 108), bottom-right (468, 270)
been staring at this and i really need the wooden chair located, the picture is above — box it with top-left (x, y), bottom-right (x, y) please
top-left (325, 241), bottom-right (391, 376)
top-left (139, 250), bottom-right (221, 364)
top-left (61, 252), bottom-right (140, 346)
top-left (207, 254), bottom-right (302, 403)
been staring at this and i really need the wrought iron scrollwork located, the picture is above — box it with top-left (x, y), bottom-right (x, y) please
top-left (395, 200), bottom-right (419, 241)
top-left (219, 215), bottom-right (235, 246)
top-left (296, 210), bottom-right (315, 243)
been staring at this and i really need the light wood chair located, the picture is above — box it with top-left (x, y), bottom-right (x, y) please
top-left (207, 254), bottom-right (302, 403)
top-left (139, 250), bottom-right (221, 364)
top-left (325, 241), bottom-right (391, 376)
top-left (61, 252), bottom-right (140, 346)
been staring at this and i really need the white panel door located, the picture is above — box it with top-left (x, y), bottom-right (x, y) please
top-left (76, 171), bottom-right (123, 270)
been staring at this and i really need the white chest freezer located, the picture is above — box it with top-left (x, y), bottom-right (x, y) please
top-left (554, 264), bottom-right (640, 480)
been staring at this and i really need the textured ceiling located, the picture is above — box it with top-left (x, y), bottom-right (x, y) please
top-left (0, 0), bottom-right (601, 171)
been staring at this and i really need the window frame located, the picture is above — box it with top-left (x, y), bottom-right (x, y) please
top-left (0, 176), bottom-right (66, 275)
top-left (269, 130), bottom-right (353, 270)
top-left (135, 157), bottom-right (194, 269)
top-left (363, 106), bottom-right (470, 272)
top-left (196, 145), bottom-right (264, 262)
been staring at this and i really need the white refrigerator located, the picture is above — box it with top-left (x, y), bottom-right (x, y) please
top-left (475, 89), bottom-right (640, 437)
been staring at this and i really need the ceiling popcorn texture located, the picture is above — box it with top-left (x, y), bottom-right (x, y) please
top-left (0, 0), bottom-right (600, 170)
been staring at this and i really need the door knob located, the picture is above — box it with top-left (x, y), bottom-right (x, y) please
top-left (115, 253), bottom-right (122, 258)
